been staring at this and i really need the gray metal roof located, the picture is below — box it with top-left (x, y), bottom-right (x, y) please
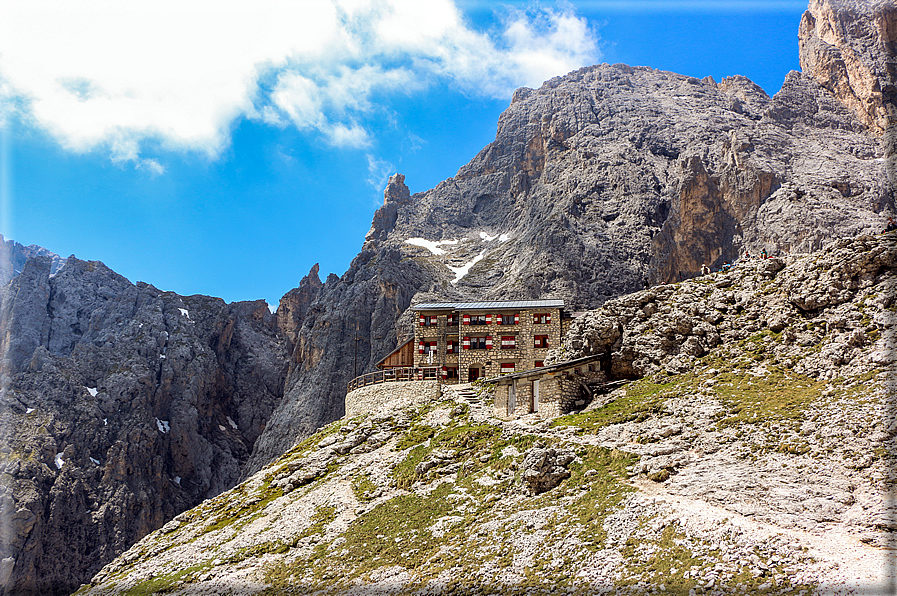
top-left (411, 300), bottom-right (564, 311)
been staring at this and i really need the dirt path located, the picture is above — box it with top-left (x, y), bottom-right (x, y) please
top-left (631, 478), bottom-right (896, 595)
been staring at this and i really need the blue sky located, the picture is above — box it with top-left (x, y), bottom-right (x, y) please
top-left (0, 0), bottom-right (806, 306)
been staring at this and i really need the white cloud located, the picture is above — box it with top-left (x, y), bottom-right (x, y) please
top-left (0, 0), bottom-right (600, 169)
top-left (366, 154), bottom-right (395, 190)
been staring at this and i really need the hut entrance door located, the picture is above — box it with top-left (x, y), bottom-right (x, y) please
top-left (508, 382), bottom-right (516, 415)
top-left (532, 380), bottom-right (540, 413)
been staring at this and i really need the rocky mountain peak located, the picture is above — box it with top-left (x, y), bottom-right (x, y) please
top-left (799, 0), bottom-right (897, 135)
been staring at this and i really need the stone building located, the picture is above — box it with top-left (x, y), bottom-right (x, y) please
top-left (410, 300), bottom-right (566, 383)
top-left (489, 354), bottom-right (606, 419)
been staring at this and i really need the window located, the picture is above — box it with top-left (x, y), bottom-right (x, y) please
top-left (444, 367), bottom-right (458, 379)
top-left (500, 362), bottom-right (516, 374)
top-left (534, 313), bottom-right (550, 325)
top-left (425, 341), bottom-right (437, 354)
top-left (501, 314), bottom-right (514, 325)
top-left (447, 314), bottom-right (458, 326)
top-left (500, 336), bottom-right (516, 349)
top-left (469, 314), bottom-right (489, 325)
top-left (470, 336), bottom-right (490, 350)
top-left (534, 335), bottom-right (549, 349)
top-left (419, 315), bottom-right (438, 327)
top-left (535, 360), bottom-right (544, 368)
top-left (446, 340), bottom-right (456, 354)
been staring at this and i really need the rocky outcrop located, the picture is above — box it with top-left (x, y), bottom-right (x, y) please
top-left (551, 233), bottom-right (896, 380)
top-left (799, 0), bottom-right (896, 135)
top-left (0, 234), bottom-right (64, 287)
top-left (276, 263), bottom-right (323, 347)
top-left (248, 2), bottom-right (893, 475)
top-left (0, 256), bottom-right (289, 595)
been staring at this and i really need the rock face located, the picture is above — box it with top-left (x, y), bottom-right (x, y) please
top-left (799, 0), bottom-right (896, 136)
top-left (0, 234), bottom-right (64, 287)
top-left (0, 256), bottom-right (289, 595)
top-left (247, 1), bottom-right (894, 474)
top-left (552, 233), bottom-right (896, 381)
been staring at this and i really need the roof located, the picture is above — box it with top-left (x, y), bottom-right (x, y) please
top-left (484, 353), bottom-right (606, 383)
top-left (411, 299), bottom-right (564, 311)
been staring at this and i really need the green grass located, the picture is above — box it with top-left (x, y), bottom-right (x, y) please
top-left (551, 377), bottom-right (672, 432)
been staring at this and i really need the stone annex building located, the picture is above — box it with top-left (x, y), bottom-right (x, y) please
top-left (409, 299), bottom-right (567, 383)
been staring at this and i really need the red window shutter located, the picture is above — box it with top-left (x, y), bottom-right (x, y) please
top-left (462, 314), bottom-right (470, 325)
top-left (496, 314), bottom-right (502, 325)
top-left (418, 341), bottom-right (424, 354)
top-left (486, 314), bottom-right (492, 324)
top-left (485, 336), bottom-right (493, 349)
top-left (533, 313), bottom-right (538, 324)
top-left (430, 316), bottom-right (437, 325)
top-left (419, 315), bottom-right (425, 326)
top-left (441, 366), bottom-right (447, 379)
top-left (510, 337), bottom-right (516, 348)
top-left (514, 313), bottom-right (519, 324)
top-left (462, 337), bottom-right (470, 350)
top-left (547, 313), bottom-right (552, 324)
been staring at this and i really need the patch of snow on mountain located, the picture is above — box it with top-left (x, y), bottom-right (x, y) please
top-left (405, 238), bottom-right (458, 256)
top-left (90, 457), bottom-right (100, 466)
top-left (499, 234), bottom-right (510, 242)
top-left (448, 252), bottom-right (485, 285)
top-left (178, 308), bottom-right (189, 318)
top-left (26, 408), bottom-right (35, 414)
top-left (86, 387), bottom-right (98, 397)
top-left (479, 232), bottom-right (497, 241)
top-left (174, 476), bottom-right (181, 485)
top-left (156, 419), bottom-right (170, 433)
top-left (227, 416), bottom-right (238, 430)
top-left (54, 453), bottom-right (65, 470)
top-left (103, 418), bottom-right (108, 426)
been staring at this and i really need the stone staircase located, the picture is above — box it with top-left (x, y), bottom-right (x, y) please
top-left (443, 383), bottom-right (490, 417)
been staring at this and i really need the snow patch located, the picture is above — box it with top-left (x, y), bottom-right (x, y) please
top-left (227, 416), bottom-right (238, 430)
top-left (405, 237), bottom-right (458, 256)
top-left (25, 408), bottom-right (35, 414)
top-left (86, 387), bottom-right (98, 397)
top-left (479, 232), bottom-right (497, 241)
top-left (54, 453), bottom-right (65, 470)
top-left (499, 234), bottom-right (510, 242)
top-left (448, 252), bottom-right (485, 285)
top-left (156, 418), bottom-right (170, 433)
top-left (90, 457), bottom-right (100, 466)
top-left (218, 424), bottom-right (227, 431)
top-left (159, 354), bottom-right (166, 359)
top-left (174, 476), bottom-right (181, 485)
top-left (178, 308), bottom-right (189, 318)
top-left (103, 418), bottom-right (108, 426)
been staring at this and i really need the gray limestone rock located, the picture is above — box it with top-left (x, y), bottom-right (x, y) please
top-left (0, 256), bottom-right (289, 595)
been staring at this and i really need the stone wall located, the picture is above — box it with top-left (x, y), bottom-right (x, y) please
top-left (493, 367), bottom-right (605, 420)
top-left (344, 381), bottom-right (442, 418)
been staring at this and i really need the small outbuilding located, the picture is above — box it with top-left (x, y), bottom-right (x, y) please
top-left (487, 353), bottom-right (607, 419)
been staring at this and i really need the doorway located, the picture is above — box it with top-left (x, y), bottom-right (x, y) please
top-left (508, 382), bottom-right (516, 415)
top-left (532, 379), bottom-right (540, 413)
top-left (468, 366), bottom-right (482, 382)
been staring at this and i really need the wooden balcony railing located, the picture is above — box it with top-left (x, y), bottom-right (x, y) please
top-left (346, 366), bottom-right (444, 393)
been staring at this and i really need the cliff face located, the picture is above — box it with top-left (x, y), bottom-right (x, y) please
top-left (799, 0), bottom-right (896, 136)
top-left (0, 257), bottom-right (289, 595)
top-left (247, 4), bottom-right (893, 473)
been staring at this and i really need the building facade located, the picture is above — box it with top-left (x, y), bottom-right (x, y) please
top-left (410, 300), bottom-right (564, 383)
